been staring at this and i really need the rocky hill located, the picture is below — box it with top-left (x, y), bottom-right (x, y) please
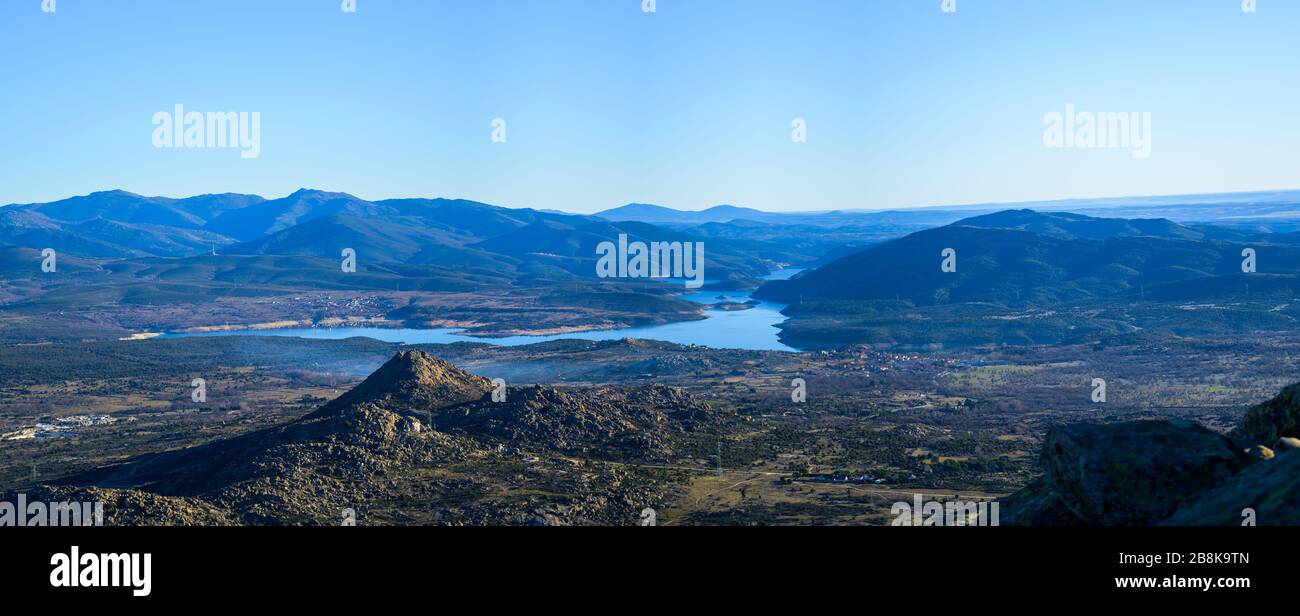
top-left (313, 349), bottom-right (492, 415)
top-left (1003, 380), bottom-right (1300, 525)
top-left (429, 384), bottom-right (710, 457)
top-left (23, 350), bottom-right (710, 525)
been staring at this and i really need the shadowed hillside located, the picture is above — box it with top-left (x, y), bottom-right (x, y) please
top-left (754, 209), bottom-right (1300, 348)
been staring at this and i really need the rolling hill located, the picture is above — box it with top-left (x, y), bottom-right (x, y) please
top-left (756, 210), bottom-right (1300, 307)
top-left (754, 209), bottom-right (1300, 348)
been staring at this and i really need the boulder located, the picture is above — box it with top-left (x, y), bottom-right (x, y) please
top-left (1008, 420), bottom-right (1247, 526)
top-left (1274, 437), bottom-right (1300, 453)
top-left (1247, 445), bottom-right (1275, 461)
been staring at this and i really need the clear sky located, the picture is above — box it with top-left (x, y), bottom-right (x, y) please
top-left (1, 0), bottom-right (1296, 212)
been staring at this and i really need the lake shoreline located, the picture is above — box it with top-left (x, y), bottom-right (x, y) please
top-left (157, 269), bottom-right (806, 352)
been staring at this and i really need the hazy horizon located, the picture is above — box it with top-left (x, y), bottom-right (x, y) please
top-left (5, 185), bottom-right (1300, 217)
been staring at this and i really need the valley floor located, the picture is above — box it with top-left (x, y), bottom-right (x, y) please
top-left (2, 320), bottom-right (1293, 525)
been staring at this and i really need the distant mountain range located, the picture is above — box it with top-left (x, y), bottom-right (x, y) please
top-left (595, 189), bottom-right (1300, 228)
top-left (8, 188), bottom-right (1300, 307)
top-left (595, 202), bottom-right (981, 230)
top-left (0, 189), bottom-right (590, 259)
top-left (0, 190), bottom-right (813, 285)
top-left (9, 188), bottom-right (1300, 263)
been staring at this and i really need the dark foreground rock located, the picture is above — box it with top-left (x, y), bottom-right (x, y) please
top-left (1232, 382), bottom-right (1300, 446)
top-left (1002, 420), bottom-right (1247, 526)
top-left (1161, 446), bottom-right (1300, 525)
top-left (1006, 379), bottom-right (1300, 526)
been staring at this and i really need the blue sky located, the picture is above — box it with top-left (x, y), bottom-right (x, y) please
top-left (1, 0), bottom-right (1296, 212)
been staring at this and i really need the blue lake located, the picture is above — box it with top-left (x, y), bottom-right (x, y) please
top-left (163, 269), bottom-right (804, 352)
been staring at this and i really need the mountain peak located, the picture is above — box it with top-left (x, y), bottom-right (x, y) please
top-left (287, 188), bottom-right (359, 200)
top-left (90, 189), bottom-right (144, 197)
top-left (312, 350), bottom-right (491, 417)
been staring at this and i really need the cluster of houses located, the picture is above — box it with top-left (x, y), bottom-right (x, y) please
top-left (1, 414), bottom-right (116, 440)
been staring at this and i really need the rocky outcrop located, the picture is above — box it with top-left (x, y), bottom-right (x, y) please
top-left (1002, 420), bottom-right (1247, 526)
top-left (1006, 380), bottom-right (1300, 526)
top-left (1161, 444), bottom-right (1300, 525)
top-left (431, 384), bottom-right (708, 458)
top-left (1232, 382), bottom-right (1300, 446)
top-left (22, 485), bottom-right (235, 526)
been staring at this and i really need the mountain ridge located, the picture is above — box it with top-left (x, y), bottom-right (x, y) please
top-left (755, 209), bottom-right (1300, 307)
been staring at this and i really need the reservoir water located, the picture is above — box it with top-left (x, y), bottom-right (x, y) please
top-left (162, 269), bottom-right (804, 352)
